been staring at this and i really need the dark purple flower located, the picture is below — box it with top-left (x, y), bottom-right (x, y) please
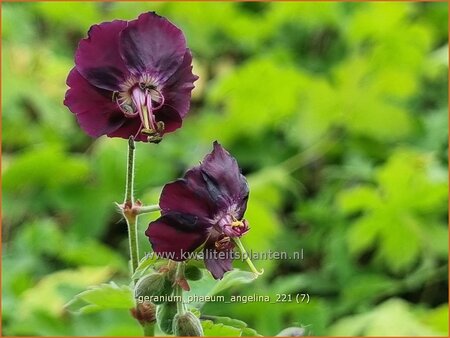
top-left (64, 12), bottom-right (198, 143)
top-left (145, 142), bottom-right (250, 279)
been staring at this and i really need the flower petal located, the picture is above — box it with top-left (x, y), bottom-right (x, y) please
top-left (120, 12), bottom-right (186, 83)
top-left (75, 20), bottom-right (129, 91)
top-left (145, 213), bottom-right (210, 261)
top-left (162, 49), bottom-right (198, 118)
top-left (160, 169), bottom-right (216, 221)
top-left (201, 142), bottom-right (249, 218)
top-left (155, 105), bottom-right (182, 133)
top-left (203, 241), bottom-right (234, 280)
top-left (106, 117), bottom-right (148, 142)
top-left (64, 68), bottom-right (125, 137)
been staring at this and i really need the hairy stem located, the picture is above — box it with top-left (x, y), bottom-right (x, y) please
top-left (125, 215), bottom-right (139, 275)
top-left (125, 137), bottom-right (136, 204)
top-left (175, 262), bottom-right (186, 314)
top-left (143, 323), bottom-right (155, 336)
top-left (135, 204), bottom-right (161, 215)
top-left (123, 136), bottom-right (139, 274)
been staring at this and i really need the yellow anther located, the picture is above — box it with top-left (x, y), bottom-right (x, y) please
top-left (231, 220), bottom-right (244, 227)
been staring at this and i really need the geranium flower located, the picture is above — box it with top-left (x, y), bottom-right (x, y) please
top-left (64, 12), bottom-right (198, 143)
top-left (146, 142), bottom-right (260, 279)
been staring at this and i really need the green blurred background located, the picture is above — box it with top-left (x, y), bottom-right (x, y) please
top-left (2, 1), bottom-right (448, 336)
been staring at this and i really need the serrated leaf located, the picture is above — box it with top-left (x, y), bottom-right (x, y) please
top-left (203, 315), bottom-right (262, 336)
top-left (65, 282), bottom-right (134, 314)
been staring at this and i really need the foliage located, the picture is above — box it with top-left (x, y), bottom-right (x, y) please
top-left (2, 2), bottom-right (448, 336)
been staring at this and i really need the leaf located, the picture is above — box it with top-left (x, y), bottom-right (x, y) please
top-left (341, 150), bottom-right (447, 272)
top-left (186, 269), bottom-right (257, 309)
top-left (421, 304), bottom-right (449, 335)
top-left (378, 213), bottom-right (421, 273)
top-left (204, 315), bottom-right (248, 328)
top-left (2, 145), bottom-right (89, 192)
top-left (330, 298), bottom-right (441, 336)
top-left (202, 320), bottom-right (243, 336)
top-left (208, 270), bottom-right (257, 297)
top-left (338, 186), bottom-right (381, 214)
top-left (346, 214), bottom-right (380, 255)
top-left (203, 315), bottom-right (262, 336)
top-left (131, 253), bottom-right (165, 280)
top-left (65, 282), bottom-right (134, 314)
top-left (18, 267), bottom-right (112, 318)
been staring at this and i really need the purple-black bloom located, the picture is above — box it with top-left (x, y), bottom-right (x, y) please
top-left (145, 142), bottom-right (251, 279)
top-left (64, 12), bottom-right (198, 143)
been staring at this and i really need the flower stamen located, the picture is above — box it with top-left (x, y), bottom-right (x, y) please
top-left (231, 220), bottom-right (244, 227)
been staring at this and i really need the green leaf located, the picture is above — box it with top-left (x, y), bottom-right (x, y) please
top-left (209, 270), bottom-right (257, 297)
top-left (203, 315), bottom-right (262, 336)
top-left (421, 304), bottom-right (449, 335)
top-left (330, 299), bottom-right (442, 336)
top-left (346, 215), bottom-right (380, 256)
top-left (204, 315), bottom-right (247, 328)
top-left (131, 253), bottom-right (164, 280)
top-left (18, 267), bottom-right (112, 318)
top-left (201, 320), bottom-right (242, 336)
top-left (2, 145), bottom-right (89, 192)
top-left (66, 282), bottom-right (134, 314)
top-left (338, 186), bottom-right (381, 214)
top-left (186, 269), bottom-right (257, 309)
top-left (341, 150), bottom-right (447, 272)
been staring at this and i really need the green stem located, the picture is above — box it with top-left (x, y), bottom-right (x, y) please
top-left (143, 323), bottom-right (155, 336)
top-left (175, 262), bottom-right (186, 314)
top-left (135, 204), bottom-right (161, 215)
top-left (125, 215), bottom-right (139, 275)
top-left (233, 237), bottom-right (264, 277)
top-left (175, 285), bottom-right (185, 314)
top-left (123, 137), bottom-right (139, 275)
top-left (125, 137), bottom-right (136, 204)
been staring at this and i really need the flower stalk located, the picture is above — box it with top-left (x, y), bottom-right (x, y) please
top-left (233, 237), bottom-right (264, 277)
top-left (135, 204), bottom-right (161, 215)
top-left (175, 262), bottom-right (186, 315)
top-left (123, 136), bottom-right (139, 275)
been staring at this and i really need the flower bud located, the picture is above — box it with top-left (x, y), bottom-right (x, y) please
top-left (130, 301), bottom-right (156, 326)
top-left (184, 265), bottom-right (203, 281)
top-left (172, 311), bottom-right (204, 336)
top-left (156, 302), bottom-right (177, 334)
top-left (135, 272), bottom-right (172, 304)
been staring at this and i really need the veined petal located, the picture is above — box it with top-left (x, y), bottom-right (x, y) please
top-left (120, 12), bottom-right (186, 83)
top-left (203, 239), bottom-right (234, 280)
top-left (201, 142), bottom-right (249, 218)
top-left (162, 49), bottom-right (198, 118)
top-left (160, 168), bottom-right (216, 221)
top-left (106, 117), bottom-right (148, 142)
top-left (64, 68), bottom-right (125, 137)
top-left (75, 20), bottom-right (129, 91)
top-left (145, 213), bottom-right (210, 261)
top-left (155, 105), bottom-right (183, 133)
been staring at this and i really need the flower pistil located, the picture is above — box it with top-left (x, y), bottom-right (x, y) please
top-left (115, 76), bottom-right (166, 142)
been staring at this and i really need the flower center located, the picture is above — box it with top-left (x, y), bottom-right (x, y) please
top-left (217, 214), bottom-right (249, 238)
top-left (114, 75), bottom-right (166, 142)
